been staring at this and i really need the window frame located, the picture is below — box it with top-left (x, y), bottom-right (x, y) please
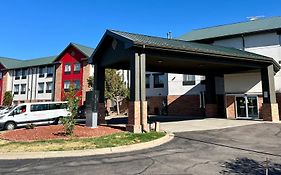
top-left (21, 69), bottom-right (27, 79)
top-left (46, 82), bottom-right (52, 93)
top-left (74, 80), bottom-right (81, 90)
top-left (73, 62), bottom-right (81, 73)
top-left (64, 80), bottom-right (71, 91)
top-left (14, 84), bottom-right (19, 95)
top-left (20, 84), bottom-right (27, 94)
top-left (64, 63), bottom-right (71, 74)
top-left (46, 66), bottom-right (53, 77)
top-left (146, 74), bottom-right (150, 88)
top-left (182, 74), bottom-right (196, 86)
top-left (153, 73), bottom-right (165, 88)
top-left (39, 66), bottom-right (45, 78)
top-left (15, 70), bottom-right (21, 80)
top-left (38, 82), bottom-right (44, 94)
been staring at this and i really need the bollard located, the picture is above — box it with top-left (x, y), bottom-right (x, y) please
top-left (155, 121), bottom-right (160, 132)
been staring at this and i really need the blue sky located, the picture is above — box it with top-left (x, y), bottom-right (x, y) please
top-left (0, 0), bottom-right (280, 59)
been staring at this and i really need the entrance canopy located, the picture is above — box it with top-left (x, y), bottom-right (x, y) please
top-left (90, 30), bottom-right (280, 75)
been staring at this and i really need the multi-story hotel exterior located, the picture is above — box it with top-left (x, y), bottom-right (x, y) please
top-left (0, 43), bottom-right (94, 105)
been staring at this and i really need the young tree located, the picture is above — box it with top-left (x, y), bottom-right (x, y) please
top-left (60, 85), bottom-right (80, 135)
top-left (87, 76), bottom-right (94, 90)
top-left (3, 91), bottom-right (13, 106)
top-left (105, 69), bottom-right (129, 115)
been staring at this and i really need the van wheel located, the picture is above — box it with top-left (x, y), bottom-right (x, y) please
top-left (5, 122), bottom-right (16, 130)
top-left (54, 117), bottom-right (62, 125)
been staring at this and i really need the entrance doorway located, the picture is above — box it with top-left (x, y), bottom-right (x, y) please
top-left (236, 96), bottom-right (258, 119)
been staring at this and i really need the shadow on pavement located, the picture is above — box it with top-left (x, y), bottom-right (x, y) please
top-left (220, 157), bottom-right (281, 175)
top-left (106, 115), bottom-right (205, 125)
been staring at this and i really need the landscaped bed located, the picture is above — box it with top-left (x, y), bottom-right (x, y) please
top-left (0, 125), bottom-right (165, 152)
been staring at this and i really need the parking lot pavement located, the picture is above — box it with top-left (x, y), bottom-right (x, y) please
top-left (1, 122), bottom-right (281, 175)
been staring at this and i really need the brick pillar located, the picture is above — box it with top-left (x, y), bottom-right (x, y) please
top-left (205, 104), bottom-right (218, 118)
top-left (126, 101), bottom-right (142, 133)
top-left (226, 95), bottom-right (236, 119)
top-left (141, 101), bottom-right (148, 131)
top-left (54, 63), bottom-right (62, 101)
top-left (261, 65), bottom-right (280, 122)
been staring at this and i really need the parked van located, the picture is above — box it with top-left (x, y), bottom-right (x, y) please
top-left (0, 101), bottom-right (69, 130)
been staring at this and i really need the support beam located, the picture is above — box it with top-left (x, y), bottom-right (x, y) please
top-left (260, 65), bottom-right (279, 122)
top-left (127, 53), bottom-right (142, 133)
top-left (140, 53), bottom-right (148, 132)
top-left (94, 64), bottom-right (106, 124)
top-left (205, 75), bottom-right (218, 117)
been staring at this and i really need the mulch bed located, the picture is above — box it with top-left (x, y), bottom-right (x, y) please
top-left (0, 125), bottom-right (125, 142)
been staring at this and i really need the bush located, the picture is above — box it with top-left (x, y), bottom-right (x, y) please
top-left (3, 91), bottom-right (13, 106)
top-left (60, 85), bottom-right (80, 136)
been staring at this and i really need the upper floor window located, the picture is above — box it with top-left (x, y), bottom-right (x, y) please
top-left (146, 74), bottom-right (150, 88)
top-left (20, 84), bottom-right (26, 94)
top-left (64, 63), bottom-right (71, 74)
top-left (39, 67), bottom-right (45, 78)
top-left (74, 80), bottom-right (80, 90)
top-left (38, 83), bottom-right (44, 94)
top-left (183, 74), bottom-right (196, 86)
top-left (22, 69), bottom-right (27, 79)
top-left (46, 82), bottom-right (52, 93)
top-left (14, 84), bottom-right (19, 95)
top-left (47, 66), bottom-right (53, 77)
top-left (74, 62), bottom-right (81, 73)
top-left (64, 80), bottom-right (70, 91)
top-left (15, 70), bottom-right (21, 80)
top-left (153, 73), bottom-right (165, 88)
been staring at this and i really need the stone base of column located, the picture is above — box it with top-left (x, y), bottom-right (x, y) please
top-left (98, 103), bottom-right (106, 124)
top-left (205, 104), bottom-right (218, 118)
top-left (140, 101), bottom-right (149, 132)
top-left (126, 101), bottom-right (141, 133)
top-left (260, 103), bottom-right (280, 122)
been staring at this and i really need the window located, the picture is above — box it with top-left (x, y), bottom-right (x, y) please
top-left (46, 82), bottom-right (52, 93)
top-left (12, 105), bottom-right (26, 115)
top-left (49, 103), bottom-right (67, 110)
top-left (64, 81), bottom-right (70, 91)
top-left (146, 74), bottom-right (150, 88)
top-left (183, 74), bottom-right (196, 85)
top-left (0, 72), bottom-right (2, 79)
top-left (64, 63), bottom-right (71, 74)
top-left (46, 66), bottom-right (53, 77)
top-left (39, 67), bottom-right (45, 78)
top-left (20, 84), bottom-right (26, 94)
top-left (74, 63), bottom-right (81, 73)
top-left (30, 104), bottom-right (49, 112)
top-left (14, 84), bottom-right (19, 95)
top-left (38, 83), bottom-right (44, 93)
top-left (22, 69), bottom-right (27, 79)
top-left (153, 73), bottom-right (165, 88)
top-left (74, 80), bottom-right (80, 90)
top-left (15, 70), bottom-right (21, 80)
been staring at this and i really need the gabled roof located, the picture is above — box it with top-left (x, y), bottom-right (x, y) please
top-left (0, 57), bottom-right (22, 69)
top-left (71, 42), bottom-right (95, 57)
top-left (106, 30), bottom-right (277, 64)
top-left (0, 56), bottom-right (57, 69)
top-left (179, 16), bottom-right (281, 41)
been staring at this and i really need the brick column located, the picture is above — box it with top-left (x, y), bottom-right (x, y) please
top-left (98, 102), bottom-right (106, 124)
top-left (205, 75), bottom-right (218, 117)
top-left (54, 63), bottom-right (62, 101)
top-left (126, 101), bottom-right (142, 133)
top-left (260, 65), bottom-right (279, 122)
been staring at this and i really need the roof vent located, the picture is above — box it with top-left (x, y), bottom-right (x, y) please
top-left (167, 31), bottom-right (172, 39)
top-left (247, 16), bottom-right (265, 21)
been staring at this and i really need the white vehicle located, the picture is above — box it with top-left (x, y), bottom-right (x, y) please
top-left (0, 106), bottom-right (13, 115)
top-left (0, 102), bottom-right (69, 130)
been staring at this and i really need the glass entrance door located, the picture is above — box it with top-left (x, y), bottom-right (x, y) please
top-left (236, 96), bottom-right (258, 119)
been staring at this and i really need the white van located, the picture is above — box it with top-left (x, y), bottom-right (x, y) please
top-left (0, 101), bottom-right (69, 130)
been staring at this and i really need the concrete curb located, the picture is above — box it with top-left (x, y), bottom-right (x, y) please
top-left (0, 132), bottom-right (174, 160)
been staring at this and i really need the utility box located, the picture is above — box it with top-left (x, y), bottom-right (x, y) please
top-left (86, 90), bottom-right (99, 128)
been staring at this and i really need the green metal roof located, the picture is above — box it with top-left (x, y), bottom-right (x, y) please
top-left (108, 30), bottom-right (277, 63)
top-left (71, 42), bottom-right (95, 57)
top-left (0, 56), bottom-right (57, 69)
top-left (0, 57), bottom-right (22, 69)
top-left (179, 16), bottom-right (281, 41)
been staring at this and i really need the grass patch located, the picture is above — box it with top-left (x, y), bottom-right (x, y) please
top-left (0, 132), bottom-right (165, 152)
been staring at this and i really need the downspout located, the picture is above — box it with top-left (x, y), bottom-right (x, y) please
top-left (30, 68), bottom-right (33, 103)
top-left (52, 64), bottom-right (56, 101)
top-left (27, 68), bottom-right (30, 102)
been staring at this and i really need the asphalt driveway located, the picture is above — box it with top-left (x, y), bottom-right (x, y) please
top-left (1, 123), bottom-right (281, 175)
